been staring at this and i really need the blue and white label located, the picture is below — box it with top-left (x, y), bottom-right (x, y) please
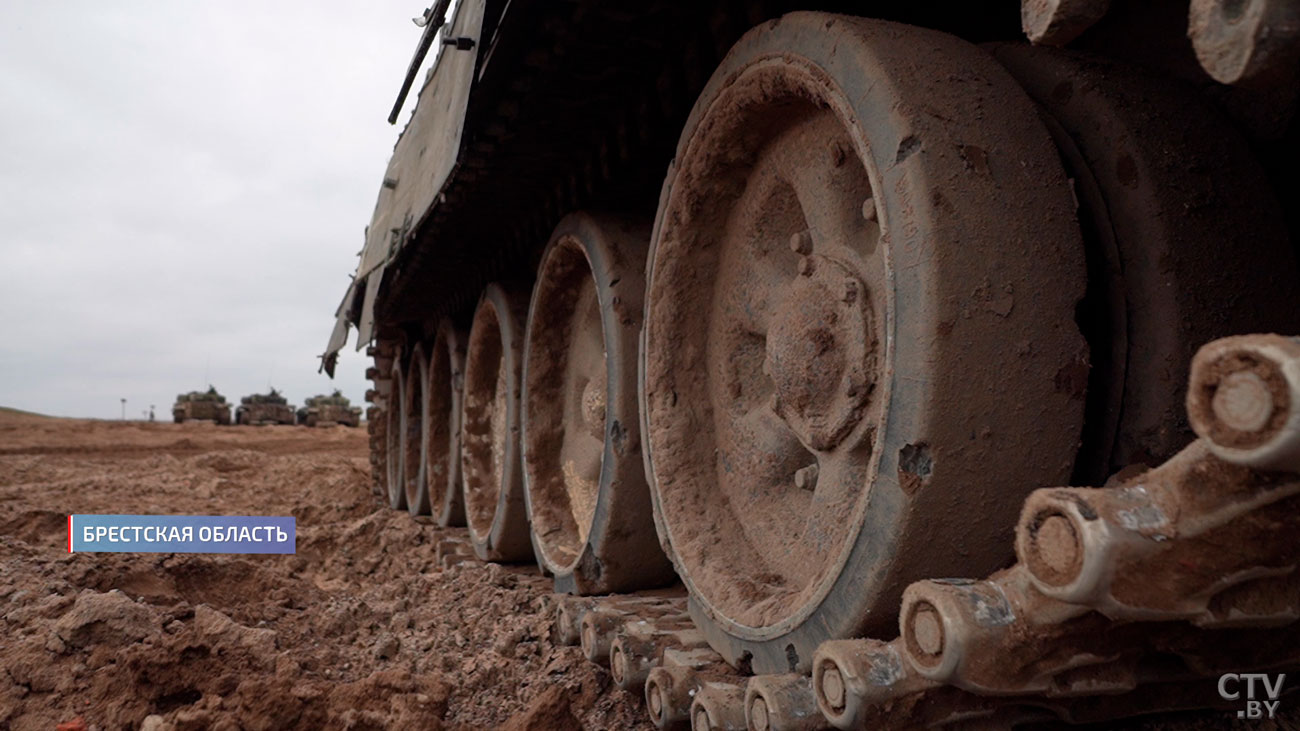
top-left (69, 515), bottom-right (295, 554)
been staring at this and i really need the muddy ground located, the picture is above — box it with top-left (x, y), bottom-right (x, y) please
top-left (0, 411), bottom-right (644, 730)
top-left (1, 409), bottom-right (1296, 730)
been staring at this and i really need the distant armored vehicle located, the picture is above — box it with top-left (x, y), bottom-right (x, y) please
top-left (298, 391), bottom-right (361, 427)
top-left (171, 387), bottom-right (231, 425)
top-left (236, 389), bottom-right (296, 426)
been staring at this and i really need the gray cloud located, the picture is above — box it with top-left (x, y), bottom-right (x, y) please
top-left (0, 1), bottom-right (434, 418)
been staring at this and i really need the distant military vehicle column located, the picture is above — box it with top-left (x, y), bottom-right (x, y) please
top-left (171, 387), bottom-right (232, 425)
top-left (298, 390), bottom-right (361, 428)
top-left (235, 389), bottom-right (296, 426)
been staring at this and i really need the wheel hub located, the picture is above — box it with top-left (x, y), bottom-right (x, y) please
top-left (767, 254), bottom-right (875, 452)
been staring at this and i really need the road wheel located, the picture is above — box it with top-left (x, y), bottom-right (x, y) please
top-left (640, 12), bottom-right (1088, 673)
top-left (989, 44), bottom-right (1300, 482)
top-left (386, 354), bottom-right (407, 510)
top-left (425, 318), bottom-right (468, 527)
top-left (461, 283), bottom-right (534, 562)
top-left (522, 212), bottom-right (674, 594)
top-left (404, 347), bottom-right (431, 516)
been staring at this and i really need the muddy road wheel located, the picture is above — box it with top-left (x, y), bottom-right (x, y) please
top-left (989, 44), bottom-right (1300, 483)
top-left (386, 355), bottom-right (407, 511)
top-left (640, 13), bottom-right (1089, 674)
top-left (461, 283), bottom-right (534, 562)
top-left (522, 212), bottom-right (674, 595)
top-left (404, 347), bottom-right (431, 516)
top-left (425, 318), bottom-right (468, 528)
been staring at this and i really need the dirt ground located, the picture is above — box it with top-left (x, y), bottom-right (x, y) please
top-left (0, 410), bottom-right (646, 730)
top-left (1, 409), bottom-right (1296, 730)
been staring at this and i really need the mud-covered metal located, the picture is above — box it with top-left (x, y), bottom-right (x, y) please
top-left (335, 1), bottom-right (1300, 726)
top-left (989, 44), bottom-right (1300, 481)
top-left (460, 283), bottom-right (533, 562)
top-left (423, 318), bottom-right (469, 527)
top-left (692, 682), bottom-right (748, 731)
top-left (640, 11), bottom-right (1088, 675)
top-left (744, 674), bottom-right (826, 731)
top-left (808, 333), bottom-right (1300, 728)
top-left (521, 212), bottom-right (673, 595)
top-left (365, 343), bottom-right (396, 496)
top-left (1021, 0), bottom-right (1110, 45)
top-left (609, 617), bottom-right (708, 692)
top-left (1188, 334), bottom-right (1300, 472)
top-left (385, 356), bottom-right (407, 509)
top-left (403, 347), bottom-right (430, 515)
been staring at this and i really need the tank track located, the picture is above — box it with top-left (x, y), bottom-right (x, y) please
top-left (364, 333), bottom-right (1300, 729)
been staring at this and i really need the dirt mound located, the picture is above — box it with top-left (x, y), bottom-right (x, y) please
top-left (0, 406), bottom-right (53, 422)
top-left (0, 419), bottom-right (646, 730)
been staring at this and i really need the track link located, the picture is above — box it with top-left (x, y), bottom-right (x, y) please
top-left (528, 334), bottom-right (1300, 729)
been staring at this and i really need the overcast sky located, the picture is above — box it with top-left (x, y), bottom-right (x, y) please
top-left (0, 2), bottom-right (438, 418)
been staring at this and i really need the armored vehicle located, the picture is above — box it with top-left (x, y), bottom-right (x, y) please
top-left (298, 391), bottom-right (362, 428)
top-left (235, 389), bottom-right (296, 426)
top-left (321, 1), bottom-right (1300, 726)
top-left (171, 387), bottom-right (232, 425)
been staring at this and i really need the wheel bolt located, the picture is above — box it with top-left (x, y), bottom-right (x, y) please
top-left (862, 196), bottom-right (878, 222)
top-left (798, 256), bottom-right (815, 277)
top-left (910, 602), bottom-right (944, 656)
top-left (749, 697), bottom-right (770, 731)
top-left (795, 463), bottom-right (819, 491)
top-left (820, 662), bottom-right (846, 711)
top-left (789, 230), bottom-right (812, 255)
top-left (1039, 514), bottom-right (1079, 574)
top-left (1212, 370), bottom-right (1274, 433)
top-left (830, 141), bottom-right (847, 167)
top-left (610, 645), bottom-right (622, 677)
top-left (842, 279), bottom-right (859, 304)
